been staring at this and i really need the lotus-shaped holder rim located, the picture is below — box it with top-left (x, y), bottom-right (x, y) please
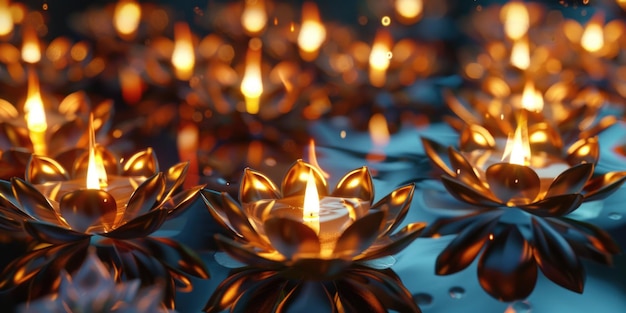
top-left (421, 136), bottom-right (626, 211)
top-left (202, 160), bottom-right (425, 279)
top-left (0, 147), bottom-right (208, 308)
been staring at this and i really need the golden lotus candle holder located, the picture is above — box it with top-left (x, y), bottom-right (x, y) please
top-left (201, 160), bottom-right (424, 311)
top-left (0, 126), bottom-right (208, 308)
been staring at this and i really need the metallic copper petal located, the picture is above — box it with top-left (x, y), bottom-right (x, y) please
top-left (133, 237), bottom-right (209, 279)
top-left (59, 189), bottom-right (117, 233)
top-left (528, 123), bottom-right (563, 156)
top-left (162, 162), bottom-right (189, 200)
top-left (92, 99), bottom-right (114, 135)
top-left (435, 213), bottom-right (500, 275)
top-left (441, 175), bottom-right (500, 206)
top-left (423, 210), bottom-right (503, 237)
top-left (335, 275), bottom-right (386, 312)
top-left (26, 155), bottom-right (70, 184)
top-left (545, 163), bottom-right (593, 198)
top-left (333, 211), bottom-right (385, 259)
top-left (549, 217), bottom-right (621, 256)
top-left (448, 147), bottom-right (490, 193)
top-left (331, 166), bottom-right (374, 203)
top-left (219, 191), bottom-right (269, 246)
top-left (281, 160), bottom-right (328, 198)
top-left (201, 189), bottom-right (243, 237)
top-left (0, 148), bottom-right (31, 179)
top-left (566, 137), bottom-right (599, 165)
top-left (0, 122), bottom-right (31, 150)
top-left (203, 268), bottom-right (281, 313)
top-left (446, 91), bottom-right (481, 125)
top-left (485, 163), bottom-right (541, 206)
top-left (124, 173), bottom-right (166, 221)
top-left (49, 120), bottom-right (86, 154)
top-left (0, 179), bottom-right (23, 212)
top-left (58, 91), bottom-right (89, 116)
top-left (103, 209), bottom-right (168, 239)
top-left (345, 267), bottom-right (421, 313)
top-left (583, 172), bottom-right (626, 201)
top-left (579, 115), bottom-right (617, 140)
top-left (459, 124), bottom-right (496, 151)
top-left (230, 278), bottom-right (290, 313)
top-left (531, 217), bottom-right (584, 293)
top-left (215, 234), bottom-right (284, 266)
top-left (276, 281), bottom-right (334, 313)
top-left (520, 194), bottom-right (583, 217)
top-left (23, 220), bottom-right (90, 244)
top-left (370, 184), bottom-right (415, 235)
top-left (264, 217), bottom-right (321, 259)
top-left (122, 148), bottom-right (160, 177)
top-left (163, 185), bottom-right (203, 218)
top-left (11, 177), bottom-right (66, 226)
top-left (420, 137), bottom-right (454, 176)
top-left (477, 226), bottom-right (537, 302)
top-left (0, 99), bottom-right (18, 119)
top-left (240, 168), bottom-right (280, 203)
top-left (358, 222), bottom-right (425, 261)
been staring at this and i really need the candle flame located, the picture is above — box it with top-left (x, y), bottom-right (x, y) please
top-left (581, 15), bottom-right (604, 53)
top-left (297, 2), bottom-right (326, 61)
top-left (171, 22), bottom-right (195, 80)
top-left (86, 115), bottom-right (108, 190)
top-left (521, 80), bottom-right (543, 112)
top-left (0, 0), bottom-right (13, 36)
top-left (369, 29), bottom-right (392, 87)
top-left (501, 1), bottom-right (529, 41)
top-left (241, 40), bottom-right (263, 114)
top-left (510, 38), bottom-right (530, 70)
top-left (369, 113), bottom-right (390, 147)
top-left (114, 0), bottom-right (141, 38)
top-left (241, 0), bottom-right (267, 35)
top-left (308, 139), bottom-right (330, 178)
top-left (24, 70), bottom-right (47, 155)
top-left (21, 27), bottom-right (40, 64)
top-left (395, 0), bottom-right (423, 22)
top-left (502, 115), bottom-right (531, 166)
top-left (303, 169), bottom-right (320, 235)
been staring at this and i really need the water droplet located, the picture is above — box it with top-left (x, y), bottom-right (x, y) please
top-left (608, 212), bottom-right (622, 220)
top-left (512, 300), bottom-right (531, 313)
top-left (412, 293), bottom-right (433, 306)
top-left (449, 286), bottom-right (465, 299)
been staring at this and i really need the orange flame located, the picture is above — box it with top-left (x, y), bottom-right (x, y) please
top-left (241, 0), bottom-right (267, 35)
top-left (395, 0), bottom-right (422, 23)
top-left (303, 169), bottom-right (320, 234)
top-left (297, 2), bottom-right (326, 61)
top-left (500, 1), bottom-right (529, 41)
top-left (521, 80), bottom-right (543, 112)
top-left (119, 68), bottom-right (144, 104)
top-left (24, 70), bottom-right (47, 155)
top-left (241, 39), bottom-right (263, 114)
top-left (177, 122), bottom-right (199, 188)
top-left (369, 29), bottom-right (393, 87)
top-left (369, 113), bottom-right (390, 147)
top-left (114, 0), bottom-right (141, 39)
top-left (308, 139), bottom-right (330, 178)
top-left (86, 114), bottom-right (108, 190)
top-left (502, 114), bottom-right (531, 166)
top-left (581, 14), bottom-right (604, 53)
top-left (0, 0), bottom-right (13, 36)
top-left (510, 37), bottom-right (530, 70)
top-left (21, 26), bottom-right (40, 64)
top-left (171, 22), bottom-right (195, 80)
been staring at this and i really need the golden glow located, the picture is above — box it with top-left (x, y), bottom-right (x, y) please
top-left (369, 29), bottom-right (392, 87)
top-left (86, 115), bottom-right (108, 190)
top-left (500, 1), bottom-right (529, 40)
top-left (114, 0), bottom-right (141, 38)
top-left (369, 113), bottom-right (390, 147)
top-left (521, 80), bottom-right (543, 112)
top-left (303, 169), bottom-right (320, 234)
top-left (502, 115), bottom-right (531, 166)
top-left (581, 15), bottom-right (604, 53)
top-left (241, 0), bottom-right (267, 35)
top-left (240, 40), bottom-right (263, 114)
top-left (297, 2), bottom-right (326, 61)
top-left (171, 22), bottom-right (195, 80)
top-left (308, 139), bottom-right (330, 178)
top-left (510, 38), bottom-right (530, 70)
top-left (395, 0), bottom-right (422, 22)
top-left (21, 27), bottom-right (40, 64)
top-left (24, 70), bottom-right (47, 155)
top-left (618, 0), bottom-right (626, 10)
top-left (0, 0), bottom-right (13, 36)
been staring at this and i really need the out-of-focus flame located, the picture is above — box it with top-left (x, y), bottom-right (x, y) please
top-left (369, 113), bottom-right (390, 147)
top-left (521, 80), bottom-right (543, 112)
top-left (502, 115), bottom-right (531, 166)
top-left (177, 122), bottom-right (199, 188)
top-left (395, 0), bottom-right (422, 23)
top-left (308, 139), bottom-right (330, 178)
top-left (24, 70), bottom-right (47, 155)
top-left (119, 68), bottom-right (144, 104)
top-left (369, 29), bottom-right (392, 87)
top-left (297, 2), bottom-right (326, 61)
top-left (510, 38), bottom-right (530, 70)
top-left (241, 0), bottom-right (267, 35)
top-left (0, 0), bottom-right (13, 36)
top-left (22, 26), bottom-right (40, 64)
top-left (241, 39), bottom-right (263, 114)
top-left (86, 114), bottom-right (108, 190)
top-left (581, 14), bottom-right (604, 53)
top-left (500, 1), bottom-right (529, 40)
top-left (171, 22), bottom-right (195, 80)
top-left (303, 169), bottom-right (320, 235)
top-left (618, 0), bottom-right (626, 10)
top-left (114, 0), bottom-right (141, 39)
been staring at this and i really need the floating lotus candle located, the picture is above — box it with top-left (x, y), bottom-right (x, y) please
top-left (0, 119), bottom-right (208, 307)
top-left (201, 160), bottom-right (424, 310)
